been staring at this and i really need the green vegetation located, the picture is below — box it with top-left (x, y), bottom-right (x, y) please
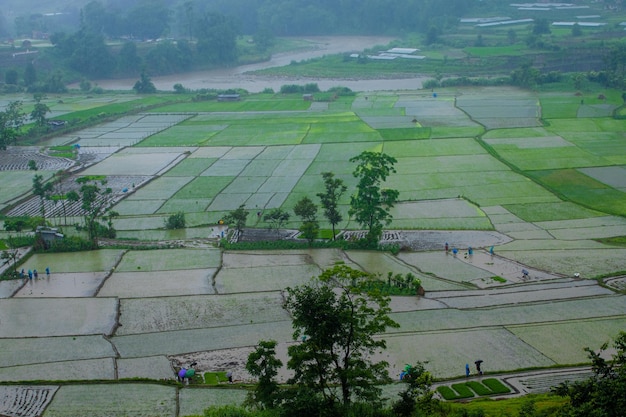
top-left (437, 379), bottom-right (511, 400)
top-left (164, 212), bottom-right (186, 229)
top-left (245, 265), bottom-right (402, 415)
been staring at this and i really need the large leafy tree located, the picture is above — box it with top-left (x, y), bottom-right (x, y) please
top-left (223, 204), bottom-right (249, 241)
top-left (123, 0), bottom-right (171, 40)
top-left (553, 331), bottom-right (626, 417)
top-left (117, 41), bottom-right (142, 75)
top-left (245, 340), bottom-right (283, 410)
top-left (133, 68), bottom-right (157, 94)
top-left (392, 362), bottom-right (434, 417)
top-left (293, 196), bottom-right (318, 244)
top-left (263, 208), bottom-right (290, 234)
top-left (195, 12), bottom-right (238, 64)
top-left (284, 264), bottom-right (399, 410)
top-left (30, 93), bottom-right (50, 129)
top-left (0, 101), bottom-right (25, 150)
top-left (317, 171), bottom-right (347, 240)
top-left (348, 151), bottom-right (399, 246)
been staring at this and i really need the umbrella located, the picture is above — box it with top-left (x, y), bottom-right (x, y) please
top-left (178, 368), bottom-right (187, 378)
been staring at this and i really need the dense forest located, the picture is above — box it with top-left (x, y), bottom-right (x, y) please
top-left (1, 0), bottom-right (514, 40)
top-left (1, 0), bottom-right (625, 92)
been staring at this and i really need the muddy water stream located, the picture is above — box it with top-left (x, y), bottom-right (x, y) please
top-left (88, 36), bottom-right (429, 92)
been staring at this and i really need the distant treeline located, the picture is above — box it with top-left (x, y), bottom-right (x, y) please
top-left (8, 0), bottom-right (508, 40)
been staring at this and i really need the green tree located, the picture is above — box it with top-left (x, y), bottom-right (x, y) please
top-left (195, 12), bottom-right (238, 64)
top-left (223, 204), bottom-right (248, 241)
top-left (317, 172), bottom-right (347, 240)
top-left (51, 170), bottom-right (72, 225)
top-left (507, 28), bottom-right (517, 44)
top-left (392, 362), bottom-right (434, 417)
top-left (510, 62), bottom-right (540, 88)
top-left (263, 208), bottom-right (290, 234)
top-left (0, 236), bottom-right (21, 277)
top-left (245, 340), bottom-right (283, 410)
top-left (133, 68), bottom-right (157, 94)
top-left (165, 212), bottom-right (186, 229)
top-left (293, 196), bottom-right (318, 244)
top-left (30, 93), bottom-right (50, 128)
top-left (23, 62), bottom-right (37, 86)
top-left (604, 43), bottom-right (626, 88)
top-left (182, 1), bottom-right (194, 41)
top-left (572, 23), bottom-right (583, 37)
top-left (32, 174), bottom-right (53, 220)
top-left (0, 100), bottom-right (25, 150)
top-left (75, 177), bottom-right (114, 248)
top-left (533, 18), bottom-right (551, 35)
top-left (254, 28), bottom-right (275, 52)
top-left (67, 30), bottom-right (115, 78)
top-left (553, 331), bottom-right (626, 417)
top-left (123, 0), bottom-right (171, 40)
top-left (284, 264), bottom-right (399, 410)
top-left (117, 42), bottom-right (142, 75)
top-left (425, 25), bottom-right (439, 45)
top-left (4, 217), bottom-right (30, 233)
top-left (348, 151), bottom-right (399, 246)
top-left (5, 69), bottom-right (18, 85)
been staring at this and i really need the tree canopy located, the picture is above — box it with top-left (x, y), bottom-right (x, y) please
top-left (349, 151), bottom-right (399, 246)
top-left (317, 171), bottom-right (347, 240)
top-left (553, 331), bottom-right (626, 417)
top-left (223, 204), bottom-right (249, 240)
top-left (0, 101), bottom-right (25, 150)
top-left (283, 264), bottom-right (399, 410)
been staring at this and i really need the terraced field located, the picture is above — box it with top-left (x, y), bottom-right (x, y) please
top-left (1, 86), bottom-right (625, 416)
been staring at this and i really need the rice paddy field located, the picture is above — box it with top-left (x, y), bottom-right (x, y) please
top-left (1, 86), bottom-right (626, 416)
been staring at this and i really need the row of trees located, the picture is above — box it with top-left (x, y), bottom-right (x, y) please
top-left (30, 173), bottom-right (117, 249)
top-left (0, 95), bottom-right (51, 150)
top-left (44, 11), bottom-right (239, 80)
top-left (223, 150), bottom-right (399, 246)
top-left (12, 0), bottom-right (479, 41)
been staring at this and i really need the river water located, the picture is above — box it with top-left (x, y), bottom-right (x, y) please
top-left (89, 36), bottom-right (429, 93)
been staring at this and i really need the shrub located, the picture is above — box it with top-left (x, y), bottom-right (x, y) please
top-left (43, 236), bottom-right (93, 253)
top-left (165, 212), bottom-right (186, 229)
top-left (279, 84), bottom-right (303, 94)
top-left (202, 405), bottom-right (252, 417)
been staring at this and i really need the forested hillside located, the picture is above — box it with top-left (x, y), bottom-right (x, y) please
top-left (2, 0), bottom-right (509, 39)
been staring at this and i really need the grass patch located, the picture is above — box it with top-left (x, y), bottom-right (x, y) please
top-left (503, 202), bottom-right (604, 222)
top-left (594, 236), bottom-right (626, 247)
top-left (437, 385), bottom-right (470, 400)
top-left (438, 384), bottom-right (475, 400)
top-left (378, 127), bottom-right (431, 140)
top-left (438, 379), bottom-right (511, 401)
top-left (528, 169), bottom-right (626, 216)
top-left (492, 276), bottom-right (506, 283)
top-left (203, 371), bottom-right (228, 385)
top-left (482, 378), bottom-right (511, 394)
top-left (448, 393), bottom-right (567, 416)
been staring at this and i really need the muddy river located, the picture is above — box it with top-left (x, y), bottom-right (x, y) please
top-left (89, 36), bottom-right (430, 92)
